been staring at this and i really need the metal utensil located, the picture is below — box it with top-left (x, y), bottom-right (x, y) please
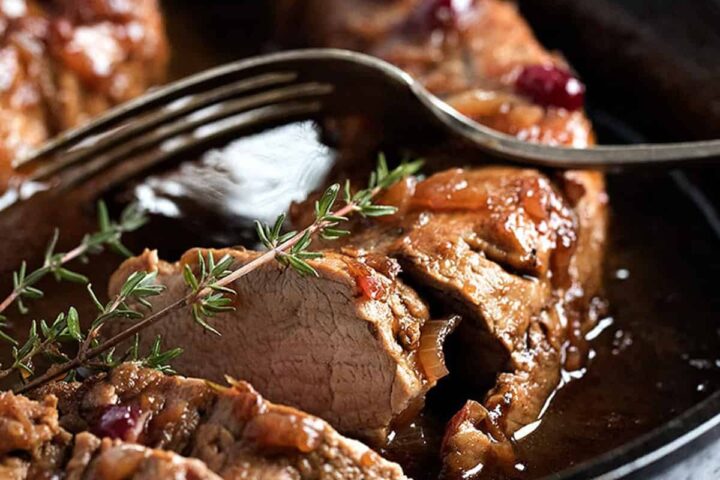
top-left (13, 49), bottom-right (720, 192)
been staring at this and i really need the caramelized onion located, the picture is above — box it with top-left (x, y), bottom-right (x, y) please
top-left (417, 316), bottom-right (461, 383)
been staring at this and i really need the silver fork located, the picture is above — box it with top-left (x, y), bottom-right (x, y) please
top-left (14, 49), bottom-right (720, 193)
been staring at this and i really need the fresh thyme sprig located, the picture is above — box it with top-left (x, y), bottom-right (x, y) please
top-left (0, 270), bottom-right (166, 383)
top-left (255, 154), bottom-right (423, 276)
top-left (135, 335), bottom-right (183, 374)
top-left (0, 201), bottom-right (146, 319)
top-left (98, 334), bottom-right (182, 375)
top-left (13, 154), bottom-right (423, 394)
top-left (182, 251), bottom-right (235, 335)
top-left (81, 271), bottom-right (166, 357)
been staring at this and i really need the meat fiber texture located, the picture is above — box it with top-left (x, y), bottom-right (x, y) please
top-left (106, 247), bottom-right (447, 443)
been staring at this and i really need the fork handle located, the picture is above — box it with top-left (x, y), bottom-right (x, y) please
top-left (432, 98), bottom-right (720, 170)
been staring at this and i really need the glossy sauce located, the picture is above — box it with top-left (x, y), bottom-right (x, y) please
top-left (379, 166), bottom-right (578, 282)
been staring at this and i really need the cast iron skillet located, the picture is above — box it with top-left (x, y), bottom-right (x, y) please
top-left (1, 1), bottom-right (718, 479)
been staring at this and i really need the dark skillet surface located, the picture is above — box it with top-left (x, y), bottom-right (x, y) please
top-left (1, 1), bottom-right (720, 479)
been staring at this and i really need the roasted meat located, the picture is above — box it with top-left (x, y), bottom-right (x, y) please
top-left (292, 164), bottom-right (606, 476)
top-left (0, 392), bottom-right (70, 477)
top-left (106, 250), bottom-right (449, 441)
top-left (276, 1), bottom-right (606, 476)
top-left (0, 391), bottom-right (220, 479)
top-left (276, 0), bottom-right (593, 147)
top-left (66, 433), bottom-right (222, 480)
top-left (37, 362), bottom-right (408, 479)
top-left (0, 0), bottom-right (168, 186)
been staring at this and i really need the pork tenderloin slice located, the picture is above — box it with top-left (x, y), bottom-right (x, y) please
top-left (301, 167), bottom-right (576, 374)
top-left (346, 167), bottom-right (579, 278)
top-left (293, 166), bottom-right (606, 474)
top-left (312, 166), bottom-right (605, 363)
top-left (558, 170), bottom-right (608, 306)
top-left (106, 247), bottom-right (437, 439)
top-left (440, 400), bottom-right (515, 479)
top-left (194, 377), bottom-right (408, 480)
top-left (440, 301), bottom-right (589, 479)
top-left (440, 321), bottom-right (560, 478)
top-left (38, 360), bottom-right (215, 453)
top-left (38, 363), bottom-right (408, 479)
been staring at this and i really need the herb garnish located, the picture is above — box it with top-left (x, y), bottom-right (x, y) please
top-left (5, 155), bottom-right (422, 393)
top-left (0, 201), bottom-right (146, 319)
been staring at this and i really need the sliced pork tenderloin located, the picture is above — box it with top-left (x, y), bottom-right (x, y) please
top-left (105, 247), bottom-right (450, 441)
top-left (38, 362), bottom-right (409, 479)
top-left (277, 0), bottom-right (605, 475)
top-left (293, 165), bottom-right (606, 476)
top-left (301, 167), bottom-right (605, 376)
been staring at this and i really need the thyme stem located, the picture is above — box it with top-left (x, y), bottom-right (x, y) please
top-left (0, 246), bottom-right (88, 315)
top-left (16, 194), bottom-right (369, 392)
top-left (16, 296), bottom-right (186, 394)
top-left (0, 201), bottom-right (146, 319)
top-left (215, 199), bottom-right (359, 289)
top-left (13, 155), bottom-right (423, 393)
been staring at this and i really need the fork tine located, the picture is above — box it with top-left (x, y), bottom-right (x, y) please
top-left (13, 50), bottom-right (328, 166)
top-left (27, 81), bottom-right (333, 183)
top-left (13, 72), bottom-right (299, 171)
top-left (60, 100), bottom-right (325, 193)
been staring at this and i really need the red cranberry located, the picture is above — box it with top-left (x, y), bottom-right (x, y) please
top-left (92, 404), bottom-right (141, 440)
top-left (515, 65), bottom-right (586, 111)
top-left (409, 0), bottom-right (475, 33)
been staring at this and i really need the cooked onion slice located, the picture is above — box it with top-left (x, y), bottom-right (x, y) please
top-left (417, 316), bottom-right (461, 383)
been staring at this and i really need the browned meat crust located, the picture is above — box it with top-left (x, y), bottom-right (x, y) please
top-left (66, 433), bottom-right (221, 480)
top-left (293, 165), bottom-right (606, 476)
top-left (36, 362), bottom-right (409, 479)
top-left (0, 390), bottom-right (220, 479)
top-left (0, 392), bottom-right (70, 477)
top-left (0, 0), bottom-right (168, 186)
top-left (277, 1), bottom-right (606, 476)
top-left (105, 248), bottom-right (452, 442)
top-left (276, 0), bottom-right (593, 147)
